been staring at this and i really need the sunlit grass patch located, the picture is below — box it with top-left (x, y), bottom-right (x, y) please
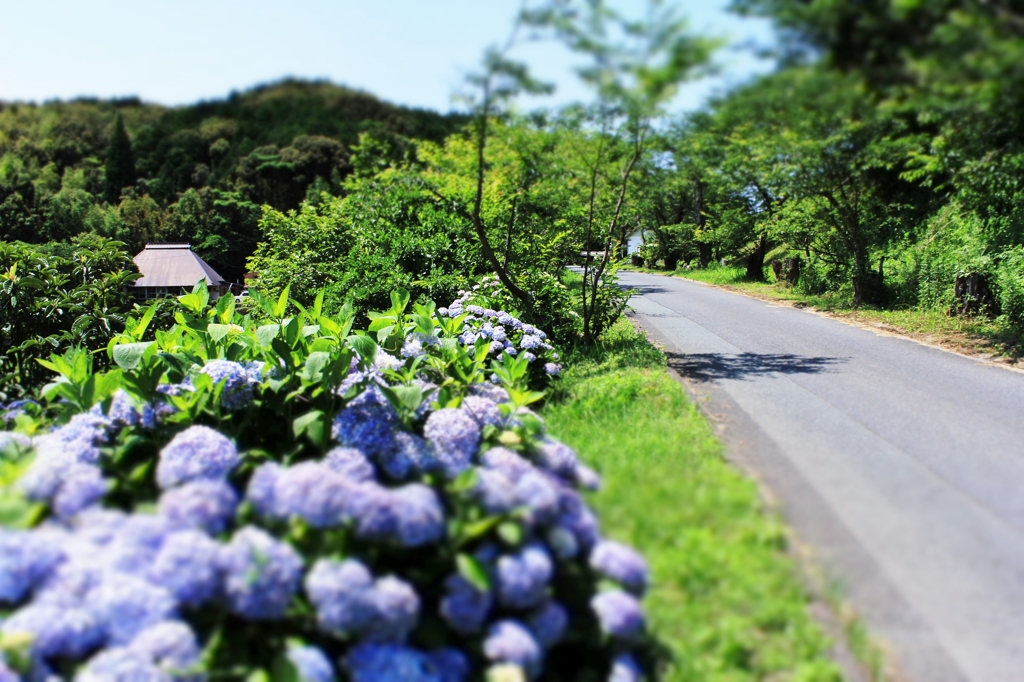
top-left (545, 321), bottom-right (842, 681)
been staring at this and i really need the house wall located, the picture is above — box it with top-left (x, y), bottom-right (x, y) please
top-left (627, 230), bottom-right (645, 255)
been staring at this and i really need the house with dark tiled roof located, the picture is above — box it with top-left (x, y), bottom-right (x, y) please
top-left (132, 243), bottom-right (228, 300)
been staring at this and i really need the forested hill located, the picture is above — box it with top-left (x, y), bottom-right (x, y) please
top-left (0, 79), bottom-right (466, 280)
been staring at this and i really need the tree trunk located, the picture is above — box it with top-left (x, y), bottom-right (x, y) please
top-left (746, 234), bottom-right (767, 281)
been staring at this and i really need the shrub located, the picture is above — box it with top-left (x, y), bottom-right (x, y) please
top-left (0, 283), bottom-right (653, 681)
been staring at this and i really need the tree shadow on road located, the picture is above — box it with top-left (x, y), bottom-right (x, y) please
top-left (666, 351), bottom-right (847, 382)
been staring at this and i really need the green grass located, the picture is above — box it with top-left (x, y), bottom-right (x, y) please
top-left (544, 320), bottom-right (843, 681)
top-left (629, 265), bottom-right (1024, 361)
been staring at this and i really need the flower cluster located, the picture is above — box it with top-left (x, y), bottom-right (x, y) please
top-left (0, 289), bottom-right (652, 681)
top-left (439, 277), bottom-right (562, 383)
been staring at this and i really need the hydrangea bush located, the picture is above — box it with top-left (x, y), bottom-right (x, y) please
top-left (0, 283), bottom-right (655, 681)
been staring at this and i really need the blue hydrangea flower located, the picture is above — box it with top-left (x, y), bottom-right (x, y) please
top-left (53, 465), bottom-right (110, 520)
top-left (439, 574), bottom-right (492, 635)
top-left (159, 479), bottom-right (238, 535)
top-left (402, 337), bottom-right (426, 359)
top-left (490, 327), bottom-right (508, 343)
top-left (345, 644), bottom-right (442, 682)
top-left (325, 447), bottom-right (376, 482)
top-left (149, 530), bottom-right (222, 607)
top-left (103, 514), bottom-right (173, 574)
top-left (521, 324), bottom-right (537, 335)
top-left (545, 526), bottom-right (579, 560)
top-left (526, 600), bottom-right (568, 648)
top-left (556, 489), bottom-right (602, 553)
top-left (0, 659), bottom-right (16, 682)
top-left (220, 526), bottom-right (303, 620)
top-left (481, 447), bottom-right (534, 482)
top-left (20, 413), bottom-right (111, 501)
top-left (130, 620), bottom-right (202, 677)
top-left (200, 359), bottom-right (254, 411)
top-left (333, 387), bottom-right (399, 458)
top-left (364, 576), bottom-right (420, 643)
top-left (461, 396), bottom-right (503, 428)
top-left (351, 484), bottom-right (400, 542)
top-left (589, 540), bottom-right (649, 596)
top-left (466, 305), bottom-right (485, 316)
top-left (497, 312), bottom-right (515, 326)
top-left (590, 591), bottom-right (645, 639)
top-left (108, 389), bottom-right (142, 427)
top-left (469, 383), bottom-right (510, 404)
top-left (1, 603), bottom-right (103, 659)
top-left (428, 648), bottom-right (468, 682)
top-left (288, 644), bottom-right (335, 682)
top-left (482, 621), bottom-right (542, 674)
top-left (544, 363), bottom-right (561, 376)
top-left (245, 462), bottom-right (282, 517)
top-left (489, 341), bottom-right (506, 355)
top-left (423, 409), bottom-right (480, 478)
top-left (271, 462), bottom-right (360, 528)
top-left (535, 439), bottom-right (579, 480)
top-left (459, 330), bottom-right (480, 346)
top-left (521, 351), bottom-right (536, 363)
top-left (391, 484), bottom-right (445, 547)
top-left (305, 559), bottom-right (376, 636)
top-left (473, 468), bottom-right (518, 515)
top-left (0, 431), bottom-right (30, 452)
top-left (496, 543), bottom-right (552, 609)
top-left (609, 654), bottom-right (644, 682)
top-left (72, 508), bottom-right (127, 546)
top-left (156, 426), bottom-right (240, 489)
top-left (78, 647), bottom-right (169, 682)
top-left (519, 335), bottom-right (542, 350)
top-left (513, 472), bottom-right (560, 525)
top-left (380, 431), bottom-right (425, 481)
top-left (0, 529), bottom-right (65, 603)
top-left (90, 574), bottom-right (178, 645)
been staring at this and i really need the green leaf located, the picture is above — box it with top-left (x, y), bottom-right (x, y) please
top-left (207, 324), bottom-right (232, 343)
top-left (498, 521), bottom-right (525, 546)
top-left (256, 324), bottom-right (280, 348)
top-left (347, 334), bottom-right (378, 363)
top-left (113, 342), bottom-right (155, 371)
top-left (300, 352), bottom-right (331, 383)
top-left (456, 553), bottom-right (492, 592)
top-left (293, 410), bottom-right (325, 440)
top-left (274, 283), bottom-right (292, 318)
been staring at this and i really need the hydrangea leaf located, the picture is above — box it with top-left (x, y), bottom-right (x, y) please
top-left (457, 553), bottom-right (492, 593)
top-left (256, 324), bottom-right (280, 348)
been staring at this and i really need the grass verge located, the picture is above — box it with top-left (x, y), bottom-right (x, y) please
top-left (626, 265), bottom-right (1023, 365)
top-left (544, 319), bottom-right (844, 681)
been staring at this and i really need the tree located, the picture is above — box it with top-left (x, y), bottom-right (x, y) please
top-left (104, 114), bottom-right (136, 204)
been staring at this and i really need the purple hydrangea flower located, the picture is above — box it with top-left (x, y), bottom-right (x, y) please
top-left (333, 387), bottom-right (399, 458)
top-left (0, 529), bottom-right (65, 603)
top-left (439, 573), bottom-right (492, 635)
top-left (52, 465), bottom-right (109, 519)
top-left (351, 484), bottom-right (400, 542)
top-left (544, 363), bottom-right (562, 376)
top-left (78, 648), bottom-right (167, 682)
top-left (325, 447), bottom-right (376, 482)
top-left (149, 530), bottom-right (222, 607)
top-left (20, 413), bottom-right (112, 500)
top-left (364, 576), bottom-right (420, 643)
top-left (459, 330), bottom-right (480, 346)
top-left (447, 304), bottom-right (464, 318)
top-left (220, 526), bottom-right (303, 620)
top-left (535, 439), bottom-right (579, 480)
top-left (423, 409), bottom-right (480, 478)
top-left (156, 426), bottom-right (240, 489)
top-left (0, 431), bottom-right (30, 452)
top-left (288, 644), bottom-right (335, 682)
top-left (159, 479), bottom-right (238, 535)
top-left (200, 359), bottom-right (254, 411)
top-left (482, 621), bottom-right (542, 674)
top-left (90, 574), bottom-right (178, 645)
top-left (130, 620), bottom-right (202, 676)
top-left (461, 396), bottom-right (503, 428)
top-left (102, 514), bottom-right (173, 574)
top-left (380, 432), bottom-right (425, 481)
top-left (526, 600), bottom-right (568, 648)
top-left (497, 313), bottom-right (515, 326)
top-left (428, 649), bottom-right (468, 682)
top-left (521, 351), bottom-right (537, 363)
top-left (589, 540), bottom-right (649, 596)
top-left (466, 305), bottom-right (485, 316)
top-left (1, 603), bottom-right (103, 658)
top-left (545, 526), bottom-right (579, 560)
top-left (609, 654), bottom-right (644, 682)
top-left (345, 644), bottom-right (442, 682)
top-left (591, 591), bottom-right (645, 639)
top-left (305, 559), bottom-right (377, 636)
top-left (496, 543), bottom-right (553, 609)
top-left (491, 327), bottom-right (508, 343)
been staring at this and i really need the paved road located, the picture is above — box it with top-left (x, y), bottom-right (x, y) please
top-left (619, 271), bottom-right (1024, 682)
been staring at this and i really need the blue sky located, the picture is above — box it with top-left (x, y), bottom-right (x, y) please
top-left (0, 0), bottom-right (776, 114)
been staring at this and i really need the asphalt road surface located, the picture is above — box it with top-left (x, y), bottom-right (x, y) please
top-left (619, 270), bottom-right (1024, 682)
